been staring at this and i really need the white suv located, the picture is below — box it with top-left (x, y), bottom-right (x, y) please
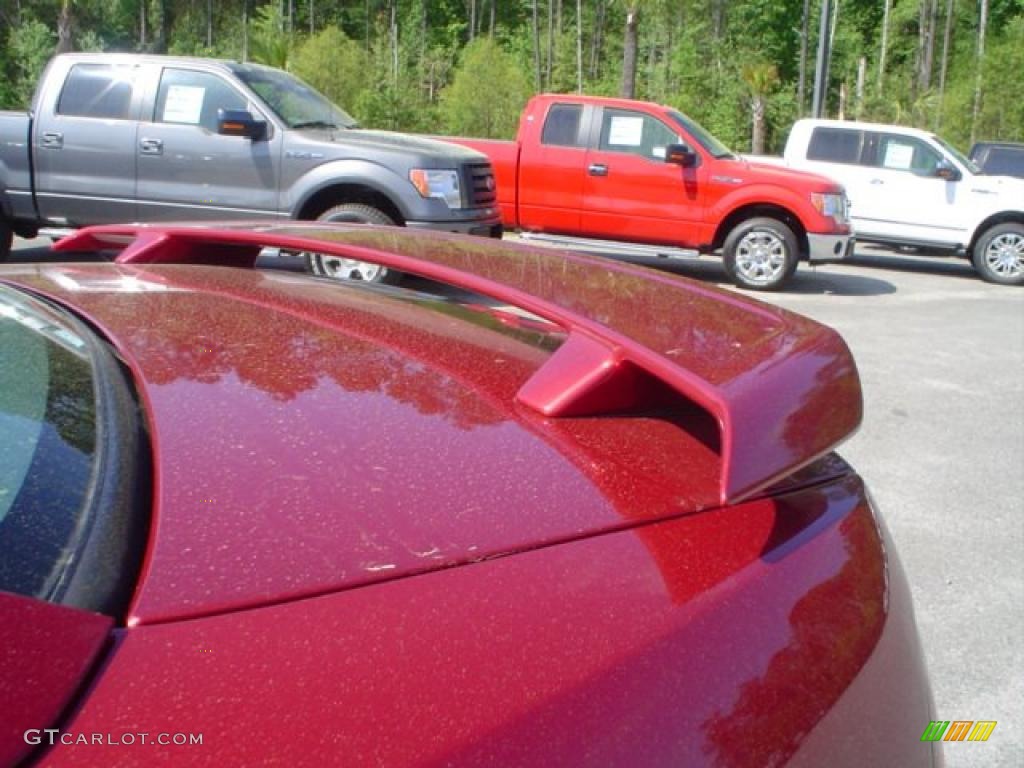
top-left (781, 119), bottom-right (1024, 285)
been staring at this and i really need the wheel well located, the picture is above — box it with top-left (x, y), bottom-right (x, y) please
top-left (713, 204), bottom-right (808, 257)
top-left (297, 184), bottom-right (405, 224)
top-left (968, 212), bottom-right (1024, 255)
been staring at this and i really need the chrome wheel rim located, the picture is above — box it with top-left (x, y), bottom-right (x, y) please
top-left (314, 255), bottom-right (387, 282)
top-left (735, 230), bottom-right (787, 284)
top-left (984, 233), bottom-right (1024, 278)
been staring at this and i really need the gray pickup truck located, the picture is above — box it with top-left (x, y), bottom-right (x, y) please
top-left (0, 53), bottom-right (501, 282)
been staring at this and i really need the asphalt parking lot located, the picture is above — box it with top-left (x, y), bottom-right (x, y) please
top-left (9, 236), bottom-right (1023, 766)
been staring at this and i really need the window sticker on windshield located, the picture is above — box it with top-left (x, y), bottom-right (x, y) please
top-left (608, 116), bottom-right (644, 147)
top-left (883, 142), bottom-right (915, 170)
top-left (163, 85), bottom-right (205, 124)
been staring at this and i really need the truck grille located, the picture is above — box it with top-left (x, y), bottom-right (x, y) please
top-left (465, 163), bottom-right (497, 208)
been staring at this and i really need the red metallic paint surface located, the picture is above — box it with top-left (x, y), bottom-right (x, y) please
top-left (37, 476), bottom-right (933, 767)
top-left (54, 223), bottom-right (863, 505)
top-left (8, 261), bottom-right (724, 623)
top-left (0, 229), bottom-right (934, 765)
top-left (0, 593), bottom-right (111, 766)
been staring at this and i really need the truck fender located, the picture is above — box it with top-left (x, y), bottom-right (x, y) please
top-left (288, 159), bottom-right (418, 222)
top-left (967, 211), bottom-right (1024, 255)
top-left (710, 184), bottom-right (816, 250)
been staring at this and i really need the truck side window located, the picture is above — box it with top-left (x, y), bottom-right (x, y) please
top-left (874, 135), bottom-right (942, 176)
top-left (155, 69), bottom-right (248, 133)
top-left (599, 108), bottom-right (680, 161)
top-left (807, 127), bottom-right (864, 164)
top-left (541, 104), bottom-right (583, 147)
top-left (57, 65), bottom-right (136, 120)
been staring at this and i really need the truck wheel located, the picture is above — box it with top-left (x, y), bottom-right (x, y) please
top-left (723, 217), bottom-right (799, 291)
top-left (307, 204), bottom-right (402, 285)
top-left (0, 220), bottom-right (12, 262)
top-left (972, 223), bottom-right (1024, 286)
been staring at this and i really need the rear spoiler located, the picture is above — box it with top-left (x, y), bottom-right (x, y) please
top-left (55, 222), bottom-right (862, 505)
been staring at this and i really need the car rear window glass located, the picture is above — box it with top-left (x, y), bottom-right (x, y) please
top-left (807, 127), bottom-right (864, 164)
top-left (57, 64), bottom-right (136, 120)
top-left (982, 147), bottom-right (1024, 177)
top-left (541, 104), bottom-right (584, 147)
top-left (0, 286), bottom-right (96, 601)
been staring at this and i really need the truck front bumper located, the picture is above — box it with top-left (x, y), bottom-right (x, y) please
top-left (807, 231), bottom-right (855, 262)
top-left (407, 213), bottom-right (503, 239)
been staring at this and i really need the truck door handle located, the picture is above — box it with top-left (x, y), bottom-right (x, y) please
top-left (588, 163), bottom-right (608, 177)
top-left (139, 138), bottom-right (164, 155)
top-left (869, 178), bottom-right (884, 185)
top-left (40, 131), bottom-right (63, 149)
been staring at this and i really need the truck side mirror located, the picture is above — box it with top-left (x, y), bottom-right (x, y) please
top-left (934, 160), bottom-right (961, 181)
top-left (218, 109), bottom-right (266, 140)
top-left (665, 143), bottom-right (698, 167)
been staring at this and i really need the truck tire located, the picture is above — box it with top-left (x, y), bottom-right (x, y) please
top-left (722, 217), bottom-right (799, 291)
top-left (306, 204), bottom-right (402, 285)
top-left (0, 219), bottom-right (12, 262)
top-left (971, 222), bottom-right (1024, 286)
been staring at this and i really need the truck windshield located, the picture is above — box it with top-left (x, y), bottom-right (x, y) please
top-left (668, 110), bottom-right (736, 159)
top-left (932, 135), bottom-right (982, 174)
top-left (231, 64), bottom-right (359, 130)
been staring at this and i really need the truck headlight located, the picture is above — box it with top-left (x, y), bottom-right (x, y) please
top-left (409, 169), bottom-right (463, 209)
top-left (810, 192), bottom-right (849, 226)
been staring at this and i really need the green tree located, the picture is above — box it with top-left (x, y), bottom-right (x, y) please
top-left (9, 19), bottom-right (55, 108)
top-left (439, 37), bottom-right (530, 138)
top-left (249, 3), bottom-right (290, 68)
top-left (291, 25), bottom-right (369, 111)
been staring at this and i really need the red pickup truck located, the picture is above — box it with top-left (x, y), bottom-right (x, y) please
top-left (451, 94), bottom-right (854, 290)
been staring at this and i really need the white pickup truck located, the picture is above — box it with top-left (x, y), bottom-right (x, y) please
top-left (756, 119), bottom-right (1024, 285)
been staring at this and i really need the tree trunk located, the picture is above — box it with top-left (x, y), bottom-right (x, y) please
top-left (576, 0), bottom-right (583, 92)
top-left (390, 1), bottom-right (399, 86)
top-left (935, 0), bottom-right (955, 129)
top-left (620, 6), bottom-right (638, 99)
top-left (242, 0), bottom-right (248, 61)
top-left (140, 0), bottom-right (147, 49)
top-left (917, 0), bottom-right (938, 93)
top-left (856, 56), bottom-right (866, 118)
top-left (879, 0), bottom-right (892, 93)
top-left (469, 0), bottom-right (476, 41)
top-left (589, 0), bottom-right (604, 79)
top-left (711, 0), bottom-right (725, 40)
top-left (309, 0), bottom-right (314, 35)
top-left (751, 96), bottom-right (765, 154)
top-left (489, 0), bottom-right (495, 36)
top-left (798, 0), bottom-right (810, 114)
top-left (532, 0), bottom-right (542, 90)
top-left (56, 0), bottom-right (74, 53)
top-left (546, 0), bottom-right (554, 88)
top-left (155, 0), bottom-right (169, 53)
top-left (971, 0), bottom-right (988, 143)
top-left (206, 0), bottom-right (213, 48)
